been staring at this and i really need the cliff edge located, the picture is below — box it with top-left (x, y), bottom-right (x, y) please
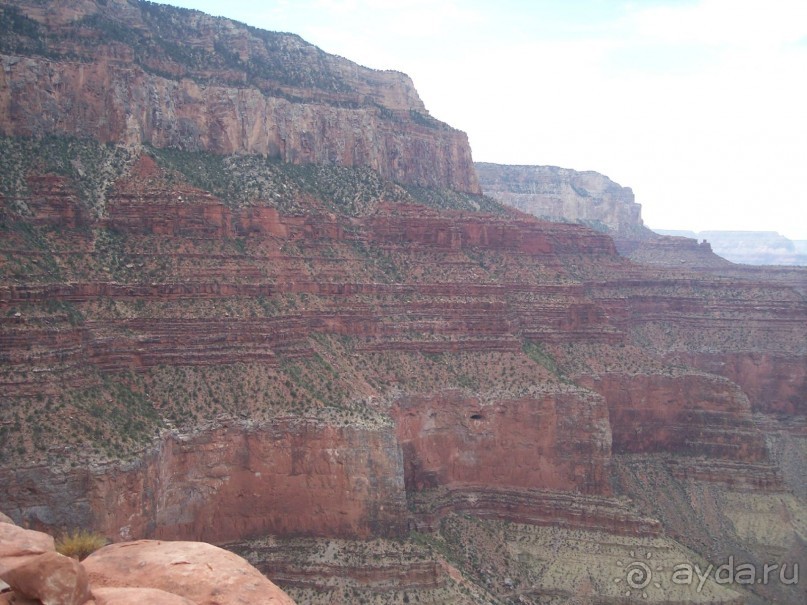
top-left (475, 162), bottom-right (645, 236)
top-left (0, 0), bottom-right (480, 193)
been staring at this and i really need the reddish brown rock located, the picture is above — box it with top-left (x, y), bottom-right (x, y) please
top-left (0, 1), bottom-right (479, 193)
top-left (90, 587), bottom-right (194, 605)
top-left (391, 389), bottom-right (610, 495)
top-left (0, 593), bottom-right (40, 605)
top-left (0, 551), bottom-right (90, 605)
top-left (676, 352), bottom-right (807, 416)
top-left (579, 373), bottom-right (769, 461)
top-left (83, 540), bottom-right (295, 605)
top-left (0, 524), bottom-right (54, 560)
top-left (89, 422), bottom-right (407, 543)
top-left (0, 1), bottom-right (804, 603)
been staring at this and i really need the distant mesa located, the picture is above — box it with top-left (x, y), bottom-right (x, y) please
top-left (475, 162), bottom-right (647, 237)
top-left (475, 162), bottom-right (730, 268)
top-left (654, 230), bottom-right (807, 266)
top-left (477, 162), bottom-right (806, 268)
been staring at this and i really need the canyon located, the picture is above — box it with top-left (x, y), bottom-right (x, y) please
top-left (0, 1), bottom-right (805, 604)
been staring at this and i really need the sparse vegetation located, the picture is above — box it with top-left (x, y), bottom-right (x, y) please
top-left (521, 340), bottom-right (561, 376)
top-left (1, 6), bottom-right (804, 605)
top-left (403, 185), bottom-right (508, 214)
top-left (56, 529), bottom-right (108, 560)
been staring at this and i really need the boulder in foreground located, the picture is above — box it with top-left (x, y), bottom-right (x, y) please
top-left (0, 551), bottom-right (90, 605)
top-left (83, 540), bottom-right (295, 605)
top-left (90, 586), bottom-right (196, 605)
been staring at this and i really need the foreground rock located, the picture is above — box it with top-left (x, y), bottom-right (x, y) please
top-left (90, 587), bottom-right (195, 605)
top-left (1, 520), bottom-right (87, 605)
top-left (83, 540), bottom-right (295, 605)
top-left (0, 519), bottom-right (296, 605)
top-left (0, 552), bottom-right (90, 605)
top-left (0, 524), bottom-right (54, 561)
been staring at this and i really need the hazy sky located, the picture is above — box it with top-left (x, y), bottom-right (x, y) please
top-left (151, 0), bottom-right (807, 239)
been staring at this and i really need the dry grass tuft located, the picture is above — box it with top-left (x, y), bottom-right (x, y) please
top-left (56, 529), bottom-right (108, 560)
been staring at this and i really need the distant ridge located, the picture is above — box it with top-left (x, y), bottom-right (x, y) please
top-left (655, 229), bottom-right (807, 266)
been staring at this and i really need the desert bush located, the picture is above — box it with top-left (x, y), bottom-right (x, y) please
top-left (56, 529), bottom-right (108, 560)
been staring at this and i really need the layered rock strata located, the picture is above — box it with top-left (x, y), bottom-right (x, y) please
top-left (475, 162), bottom-right (747, 269)
top-left (475, 162), bottom-right (644, 235)
top-left (0, 1), bottom-right (805, 602)
top-left (0, 0), bottom-right (479, 193)
top-left (1, 145), bottom-right (803, 561)
top-left (657, 229), bottom-right (807, 266)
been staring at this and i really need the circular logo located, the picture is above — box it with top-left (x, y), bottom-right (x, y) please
top-left (625, 560), bottom-right (653, 589)
top-left (615, 550), bottom-right (664, 598)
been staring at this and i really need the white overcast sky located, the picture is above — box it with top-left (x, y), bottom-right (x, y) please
top-left (151, 0), bottom-right (807, 240)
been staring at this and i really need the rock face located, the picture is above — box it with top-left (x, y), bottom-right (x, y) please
top-left (91, 587), bottom-right (196, 605)
top-left (475, 162), bottom-right (644, 235)
top-left (91, 421), bottom-right (408, 543)
top-left (0, 524), bottom-right (55, 561)
top-left (391, 389), bottom-right (610, 495)
top-left (579, 373), bottom-right (768, 459)
top-left (0, 422), bottom-right (408, 543)
top-left (0, 2), bottom-right (805, 603)
top-left (1, 145), bottom-right (803, 585)
top-left (0, 0), bottom-right (479, 193)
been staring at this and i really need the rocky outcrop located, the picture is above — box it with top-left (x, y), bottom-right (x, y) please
top-left (474, 163), bottom-right (750, 270)
top-left (1, 141), bottom-right (805, 557)
top-left (579, 373), bottom-right (768, 459)
top-left (0, 524), bottom-right (55, 560)
top-left (673, 352), bottom-right (806, 416)
top-left (613, 456), bottom-right (806, 605)
top-left (83, 540), bottom-right (296, 605)
top-left (588, 277), bottom-right (807, 417)
top-left (229, 535), bottom-right (485, 605)
top-left (0, 0), bottom-right (479, 193)
top-left (391, 389), bottom-right (610, 496)
top-left (1, 550), bottom-right (90, 605)
top-left (615, 233), bottom-right (732, 268)
top-left (91, 587), bottom-right (196, 605)
top-left (0, 517), bottom-right (296, 605)
top-left (475, 162), bottom-right (645, 235)
top-left (2, 144), bottom-right (804, 548)
top-left (1, 421), bottom-right (408, 543)
top-left (406, 486), bottom-right (661, 536)
top-left (94, 421), bottom-right (407, 543)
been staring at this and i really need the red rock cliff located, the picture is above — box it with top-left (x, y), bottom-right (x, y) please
top-left (0, 0), bottom-right (480, 193)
